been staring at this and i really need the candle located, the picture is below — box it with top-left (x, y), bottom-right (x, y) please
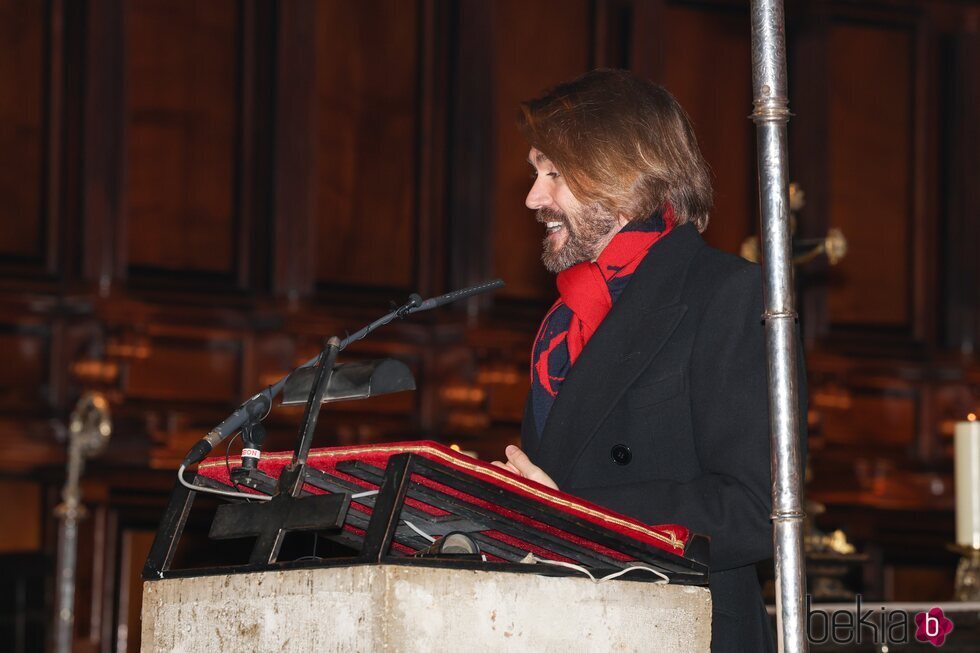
top-left (955, 415), bottom-right (980, 548)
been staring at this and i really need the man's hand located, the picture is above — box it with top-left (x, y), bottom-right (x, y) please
top-left (490, 445), bottom-right (558, 490)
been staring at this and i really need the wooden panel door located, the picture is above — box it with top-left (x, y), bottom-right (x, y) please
top-left (313, 0), bottom-right (422, 292)
top-left (0, 0), bottom-right (61, 279)
top-left (122, 0), bottom-right (245, 287)
top-left (657, 2), bottom-right (755, 257)
top-left (825, 22), bottom-right (917, 336)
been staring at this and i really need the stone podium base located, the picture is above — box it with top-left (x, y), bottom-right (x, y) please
top-left (141, 564), bottom-right (711, 652)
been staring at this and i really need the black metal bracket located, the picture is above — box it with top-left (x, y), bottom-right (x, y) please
top-left (359, 453), bottom-right (413, 562)
top-left (210, 492), bottom-right (350, 565)
top-left (143, 475), bottom-right (196, 579)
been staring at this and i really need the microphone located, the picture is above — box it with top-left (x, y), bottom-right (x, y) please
top-left (179, 279), bottom-right (506, 468)
top-left (181, 393), bottom-right (270, 467)
top-left (412, 532), bottom-right (481, 558)
top-left (405, 279), bottom-right (504, 314)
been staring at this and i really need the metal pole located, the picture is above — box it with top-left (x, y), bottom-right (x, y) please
top-left (54, 393), bottom-right (112, 653)
top-left (749, 1), bottom-right (808, 652)
top-left (54, 439), bottom-right (84, 653)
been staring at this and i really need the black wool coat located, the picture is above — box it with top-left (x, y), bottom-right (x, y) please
top-left (521, 223), bottom-right (807, 653)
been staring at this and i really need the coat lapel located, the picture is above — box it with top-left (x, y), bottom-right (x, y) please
top-left (529, 224), bottom-right (704, 486)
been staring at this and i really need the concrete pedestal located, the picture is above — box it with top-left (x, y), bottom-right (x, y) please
top-left (141, 564), bottom-right (711, 652)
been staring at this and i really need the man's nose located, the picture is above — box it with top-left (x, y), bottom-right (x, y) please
top-left (525, 178), bottom-right (553, 210)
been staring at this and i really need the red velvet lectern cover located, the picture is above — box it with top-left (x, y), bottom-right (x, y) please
top-left (197, 440), bottom-right (692, 564)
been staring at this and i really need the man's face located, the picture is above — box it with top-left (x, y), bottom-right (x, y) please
top-left (525, 148), bottom-right (623, 273)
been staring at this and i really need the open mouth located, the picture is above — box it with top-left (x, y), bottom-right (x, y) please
top-left (545, 221), bottom-right (564, 235)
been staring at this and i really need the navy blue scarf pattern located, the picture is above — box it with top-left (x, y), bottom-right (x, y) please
top-left (530, 211), bottom-right (671, 436)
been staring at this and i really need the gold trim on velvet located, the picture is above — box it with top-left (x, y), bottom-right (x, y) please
top-left (199, 443), bottom-right (684, 551)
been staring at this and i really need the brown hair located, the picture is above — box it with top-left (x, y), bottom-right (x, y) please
top-left (518, 69), bottom-right (713, 231)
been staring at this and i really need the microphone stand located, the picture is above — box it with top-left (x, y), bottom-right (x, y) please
top-left (277, 336), bottom-right (341, 498)
top-left (179, 279), bottom-right (505, 492)
top-left (167, 279), bottom-right (505, 566)
top-left (224, 337), bottom-right (346, 565)
top-left (180, 293), bottom-right (424, 470)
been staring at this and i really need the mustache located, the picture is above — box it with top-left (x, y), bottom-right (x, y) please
top-left (536, 208), bottom-right (567, 224)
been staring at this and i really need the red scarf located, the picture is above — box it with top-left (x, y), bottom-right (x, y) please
top-left (531, 208), bottom-right (675, 416)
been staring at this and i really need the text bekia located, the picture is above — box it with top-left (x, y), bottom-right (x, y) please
top-left (806, 596), bottom-right (955, 647)
top-left (806, 596), bottom-right (909, 646)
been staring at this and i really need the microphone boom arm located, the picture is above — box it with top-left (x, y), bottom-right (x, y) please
top-left (180, 279), bottom-right (504, 467)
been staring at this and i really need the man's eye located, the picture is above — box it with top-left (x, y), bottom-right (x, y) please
top-left (547, 172), bottom-right (560, 179)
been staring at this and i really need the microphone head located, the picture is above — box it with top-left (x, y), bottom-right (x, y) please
top-left (412, 531), bottom-right (481, 558)
top-left (406, 279), bottom-right (506, 314)
top-left (438, 532), bottom-right (480, 555)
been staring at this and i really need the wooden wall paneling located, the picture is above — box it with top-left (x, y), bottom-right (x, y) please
top-left (313, 0), bottom-right (421, 293)
top-left (415, 0), bottom-right (451, 299)
top-left (917, 379), bottom-right (939, 462)
top-left (61, 0), bottom-right (86, 283)
top-left (0, 0), bottom-right (44, 263)
top-left (448, 0), bottom-right (495, 306)
top-left (624, 0), bottom-right (665, 80)
top-left (935, 379), bottom-right (980, 448)
top-left (440, 1), bottom-right (500, 313)
top-left (807, 356), bottom-right (980, 467)
top-left (415, 0), bottom-right (455, 436)
top-left (237, 328), bottom-right (258, 402)
top-left (44, 0), bottom-right (65, 279)
top-left (123, 0), bottom-right (242, 287)
top-left (825, 20), bottom-right (918, 340)
top-left (96, 503), bottom-right (119, 652)
top-left (89, 505), bottom-right (112, 651)
top-left (417, 325), bottom-right (473, 437)
top-left (42, 306), bottom-right (105, 415)
top-left (0, 304), bottom-right (98, 471)
top-left (236, 0), bottom-right (276, 293)
top-left (461, 324), bottom-right (534, 428)
top-left (920, 48), bottom-right (960, 465)
top-left (657, 2), bottom-right (756, 256)
top-left (593, 0), bottom-right (635, 70)
top-left (912, 16), bottom-right (940, 352)
top-left (272, 0), bottom-right (317, 300)
top-left (888, 565), bottom-right (956, 603)
top-left (788, 3), bottom-right (832, 346)
top-left (0, 0), bottom-right (62, 280)
top-left (941, 32), bottom-right (980, 354)
top-left (82, 0), bottom-right (125, 293)
top-left (252, 330), bottom-right (297, 395)
top-left (489, 0), bottom-right (593, 302)
top-left (820, 386), bottom-right (919, 451)
top-left (0, 479), bottom-right (41, 552)
top-left (123, 333), bottom-right (241, 404)
top-left (0, 321), bottom-right (50, 413)
top-left (46, 313), bottom-right (66, 411)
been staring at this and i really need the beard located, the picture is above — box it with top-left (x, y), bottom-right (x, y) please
top-left (538, 204), bottom-right (620, 273)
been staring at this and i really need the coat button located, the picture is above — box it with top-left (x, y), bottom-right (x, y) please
top-left (610, 444), bottom-right (632, 465)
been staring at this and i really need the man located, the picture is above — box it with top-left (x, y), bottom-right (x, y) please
top-left (491, 69), bottom-right (807, 652)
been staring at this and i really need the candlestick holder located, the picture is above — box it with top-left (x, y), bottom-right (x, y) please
top-left (948, 544), bottom-right (980, 601)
